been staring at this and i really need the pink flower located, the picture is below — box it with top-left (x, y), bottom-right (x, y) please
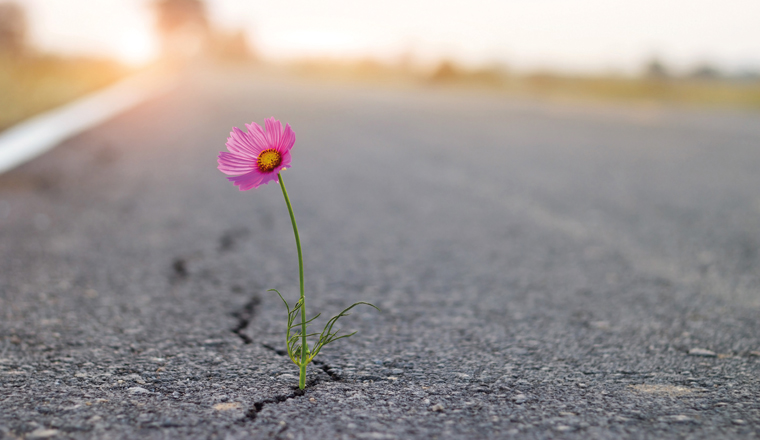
top-left (217, 118), bottom-right (296, 190)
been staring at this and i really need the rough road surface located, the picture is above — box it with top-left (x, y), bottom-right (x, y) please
top-left (1, 67), bottom-right (759, 439)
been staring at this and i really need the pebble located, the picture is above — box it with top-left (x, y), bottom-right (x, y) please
top-left (732, 419), bottom-right (747, 425)
top-left (27, 429), bottom-right (59, 439)
top-left (278, 374), bottom-right (298, 382)
top-left (688, 348), bottom-right (717, 357)
top-left (661, 415), bottom-right (693, 423)
top-left (127, 387), bottom-right (150, 394)
top-left (430, 404), bottom-right (445, 412)
top-left (213, 402), bottom-right (242, 411)
top-left (355, 433), bottom-right (395, 439)
top-left (512, 394), bottom-right (527, 403)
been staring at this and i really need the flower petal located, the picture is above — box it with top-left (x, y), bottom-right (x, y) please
top-left (217, 151), bottom-right (255, 175)
top-left (226, 127), bottom-right (259, 158)
top-left (279, 123), bottom-right (296, 152)
top-left (264, 117), bottom-right (282, 150)
top-left (219, 119), bottom-right (295, 190)
top-left (278, 149), bottom-right (292, 169)
top-left (244, 122), bottom-right (269, 151)
top-left (227, 170), bottom-right (265, 191)
top-left (259, 171), bottom-right (280, 186)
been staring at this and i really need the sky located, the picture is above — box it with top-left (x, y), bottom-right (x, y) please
top-left (13, 0), bottom-right (760, 74)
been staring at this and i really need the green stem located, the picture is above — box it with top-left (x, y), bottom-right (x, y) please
top-left (278, 172), bottom-right (308, 389)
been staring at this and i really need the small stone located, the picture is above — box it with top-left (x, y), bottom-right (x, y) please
top-left (430, 403), bottom-right (445, 412)
top-left (213, 402), bottom-right (242, 411)
top-left (27, 429), bottom-right (59, 439)
top-left (277, 374), bottom-right (298, 382)
top-left (512, 394), bottom-right (527, 403)
top-left (356, 433), bottom-right (395, 439)
top-left (688, 348), bottom-right (716, 357)
top-left (748, 351), bottom-right (760, 357)
top-left (202, 339), bottom-right (224, 346)
top-left (128, 386), bottom-right (150, 394)
top-left (662, 415), bottom-right (693, 423)
top-left (555, 425), bottom-right (573, 432)
top-left (455, 373), bottom-right (471, 379)
top-left (732, 419), bottom-right (747, 425)
top-left (590, 321), bottom-right (610, 330)
top-left (84, 289), bottom-right (98, 298)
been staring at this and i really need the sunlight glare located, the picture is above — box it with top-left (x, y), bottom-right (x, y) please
top-left (118, 29), bottom-right (158, 66)
top-left (274, 29), bottom-right (365, 58)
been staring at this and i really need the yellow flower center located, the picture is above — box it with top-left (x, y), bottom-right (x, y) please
top-left (257, 149), bottom-right (282, 172)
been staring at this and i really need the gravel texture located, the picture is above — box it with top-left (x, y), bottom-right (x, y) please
top-left (1, 66), bottom-right (759, 439)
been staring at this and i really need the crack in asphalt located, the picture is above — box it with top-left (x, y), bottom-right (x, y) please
top-left (170, 257), bottom-right (188, 283)
top-left (313, 359), bottom-right (341, 381)
top-left (229, 306), bottom-right (343, 424)
top-left (218, 227), bottom-right (249, 253)
top-left (243, 389), bottom-right (305, 422)
top-left (230, 294), bottom-right (260, 344)
top-left (262, 343), bottom-right (288, 356)
top-left (261, 343), bottom-right (342, 384)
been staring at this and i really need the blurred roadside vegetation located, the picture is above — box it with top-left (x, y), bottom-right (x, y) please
top-left (288, 58), bottom-right (760, 111)
top-left (0, 2), bottom-right (128, 132)
top-left (0, 0), bottom-right (254, 133)
top-left (0, 55), bottom-right (128, 132)
top-left (2, 0), bottom-right (758, 135)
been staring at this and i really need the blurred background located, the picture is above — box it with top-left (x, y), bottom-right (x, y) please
top-left (1, 0), bottom-right (760, 132)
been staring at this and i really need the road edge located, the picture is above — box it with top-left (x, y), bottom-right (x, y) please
top-left (0, 69), bottom-right (175, 175)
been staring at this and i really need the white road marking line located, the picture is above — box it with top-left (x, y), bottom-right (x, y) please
top-left (0, 70), bottom-right (175, 175)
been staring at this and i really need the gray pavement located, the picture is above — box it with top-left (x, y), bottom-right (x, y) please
top-left (1, 66), bottom-right (759, 439)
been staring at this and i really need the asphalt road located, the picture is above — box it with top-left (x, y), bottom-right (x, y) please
top-left (1, 66), bottom-right (759, 439)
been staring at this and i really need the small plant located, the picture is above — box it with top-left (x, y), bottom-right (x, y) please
top-left (217, 117), bottom-right (378, 389)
